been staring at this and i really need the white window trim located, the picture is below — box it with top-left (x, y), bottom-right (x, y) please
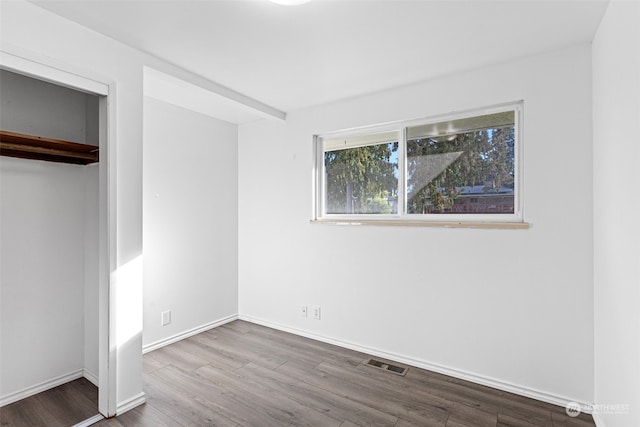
top-left (312, 101), bottom-right (526, 227)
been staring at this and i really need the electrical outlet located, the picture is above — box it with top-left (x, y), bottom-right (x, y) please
top-left (161, 310), bottom-right (171, 326)
top-left (300, 305), bottom-right (308, 318)
top-left (312, 306), bottom-right (321, 320)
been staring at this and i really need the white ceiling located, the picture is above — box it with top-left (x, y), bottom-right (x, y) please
top-left (32, 0), bottom-right (609, 115)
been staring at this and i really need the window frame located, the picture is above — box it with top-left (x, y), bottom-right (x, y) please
top-left (313, 101), bottom-right (524, 225)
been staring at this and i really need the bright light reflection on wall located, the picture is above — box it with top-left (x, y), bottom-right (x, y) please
top-left (114, 255), bottom-right (143, 347)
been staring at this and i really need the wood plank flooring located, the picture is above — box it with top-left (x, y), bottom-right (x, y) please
top-left (97, 320), bottom-right (595, 427)
top-left (0, 377), bottom-right (98, 427)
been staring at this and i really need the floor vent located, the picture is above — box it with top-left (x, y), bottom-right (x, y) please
top-left (364, 358), bottom-right (408, 376)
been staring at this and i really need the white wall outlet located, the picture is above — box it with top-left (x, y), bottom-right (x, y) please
top-left (161, 310), bottom-right (171, 326)
top-left (312, 306), bottom-right (321, 320)
top-left (300, 305), bottom-right (308, 317)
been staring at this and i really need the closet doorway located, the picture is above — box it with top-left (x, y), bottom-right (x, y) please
top-left (0, 55), bottom-right (113, 424)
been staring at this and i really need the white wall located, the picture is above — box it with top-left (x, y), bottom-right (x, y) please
top-left (0, 69), bottom-right (98, 144)
top-left (239, 44), bottom-right (594, 406)
top-left (0, 158), bottom-right (89, 400)
top-left (142, 97), bottom-right (238, 349)
top-left (0, 71), bottom-right (100, 402)
top-left (593, 1), bottom-right (640, 426)
top-left (84, 163), bottom-right (100, 383)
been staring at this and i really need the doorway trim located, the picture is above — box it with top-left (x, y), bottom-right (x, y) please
top-left (0, 48), bottom-right (117, 417)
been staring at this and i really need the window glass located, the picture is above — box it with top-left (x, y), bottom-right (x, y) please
top-left (406, 112), bottom-right (515, 215)
top-left (324, 132), bottom-right (398, 214)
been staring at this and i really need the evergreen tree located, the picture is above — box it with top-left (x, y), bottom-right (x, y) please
top-left (324, 142), bottom-right (398, 214)
top-left (406, 126), bottom-right (514, 213)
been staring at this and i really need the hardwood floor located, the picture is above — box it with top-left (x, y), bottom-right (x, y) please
top-left (0, 377), bottom-right (98, 426)
top-left (97, 320), bottom-right (595, 427)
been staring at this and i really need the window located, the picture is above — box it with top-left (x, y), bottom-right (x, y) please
top-left (323, 131), bottom-right (399, 215)
top-left (314, 102), bottom-right (523, 224)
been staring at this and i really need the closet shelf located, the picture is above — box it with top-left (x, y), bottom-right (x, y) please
top-left (0, 130), bottom-right (99, 165)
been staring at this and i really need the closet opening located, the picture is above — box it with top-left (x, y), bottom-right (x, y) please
top-left (0, 64), bottom-right (112, 425)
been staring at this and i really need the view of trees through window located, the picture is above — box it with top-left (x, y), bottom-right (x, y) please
top-left (320, 108), bottom-right (517, 217)
top-left (324, 142), bottom-right (398, 214)
top-left (406, 125), bottom-right (515, 214)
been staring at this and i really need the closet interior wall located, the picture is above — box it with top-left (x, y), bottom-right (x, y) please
top-left (0, 69), bottom-right (99, 404)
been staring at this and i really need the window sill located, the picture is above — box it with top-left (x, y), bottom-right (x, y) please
top-left (310, 219), bottom-right (530, 229)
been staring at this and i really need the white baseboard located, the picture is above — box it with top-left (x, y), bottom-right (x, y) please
top-left (0, 369), bottom-right (84, 407)
top-left (116, 391), bottom-right (146, 415)
top-left (83, 368), bottom-right (99, 387)
top-left (142, 313), bottom-right (239, 354)
top-left (239, 315), bottom-right (595, 416)
top-left (72, 414), bottom-right (104, 427)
